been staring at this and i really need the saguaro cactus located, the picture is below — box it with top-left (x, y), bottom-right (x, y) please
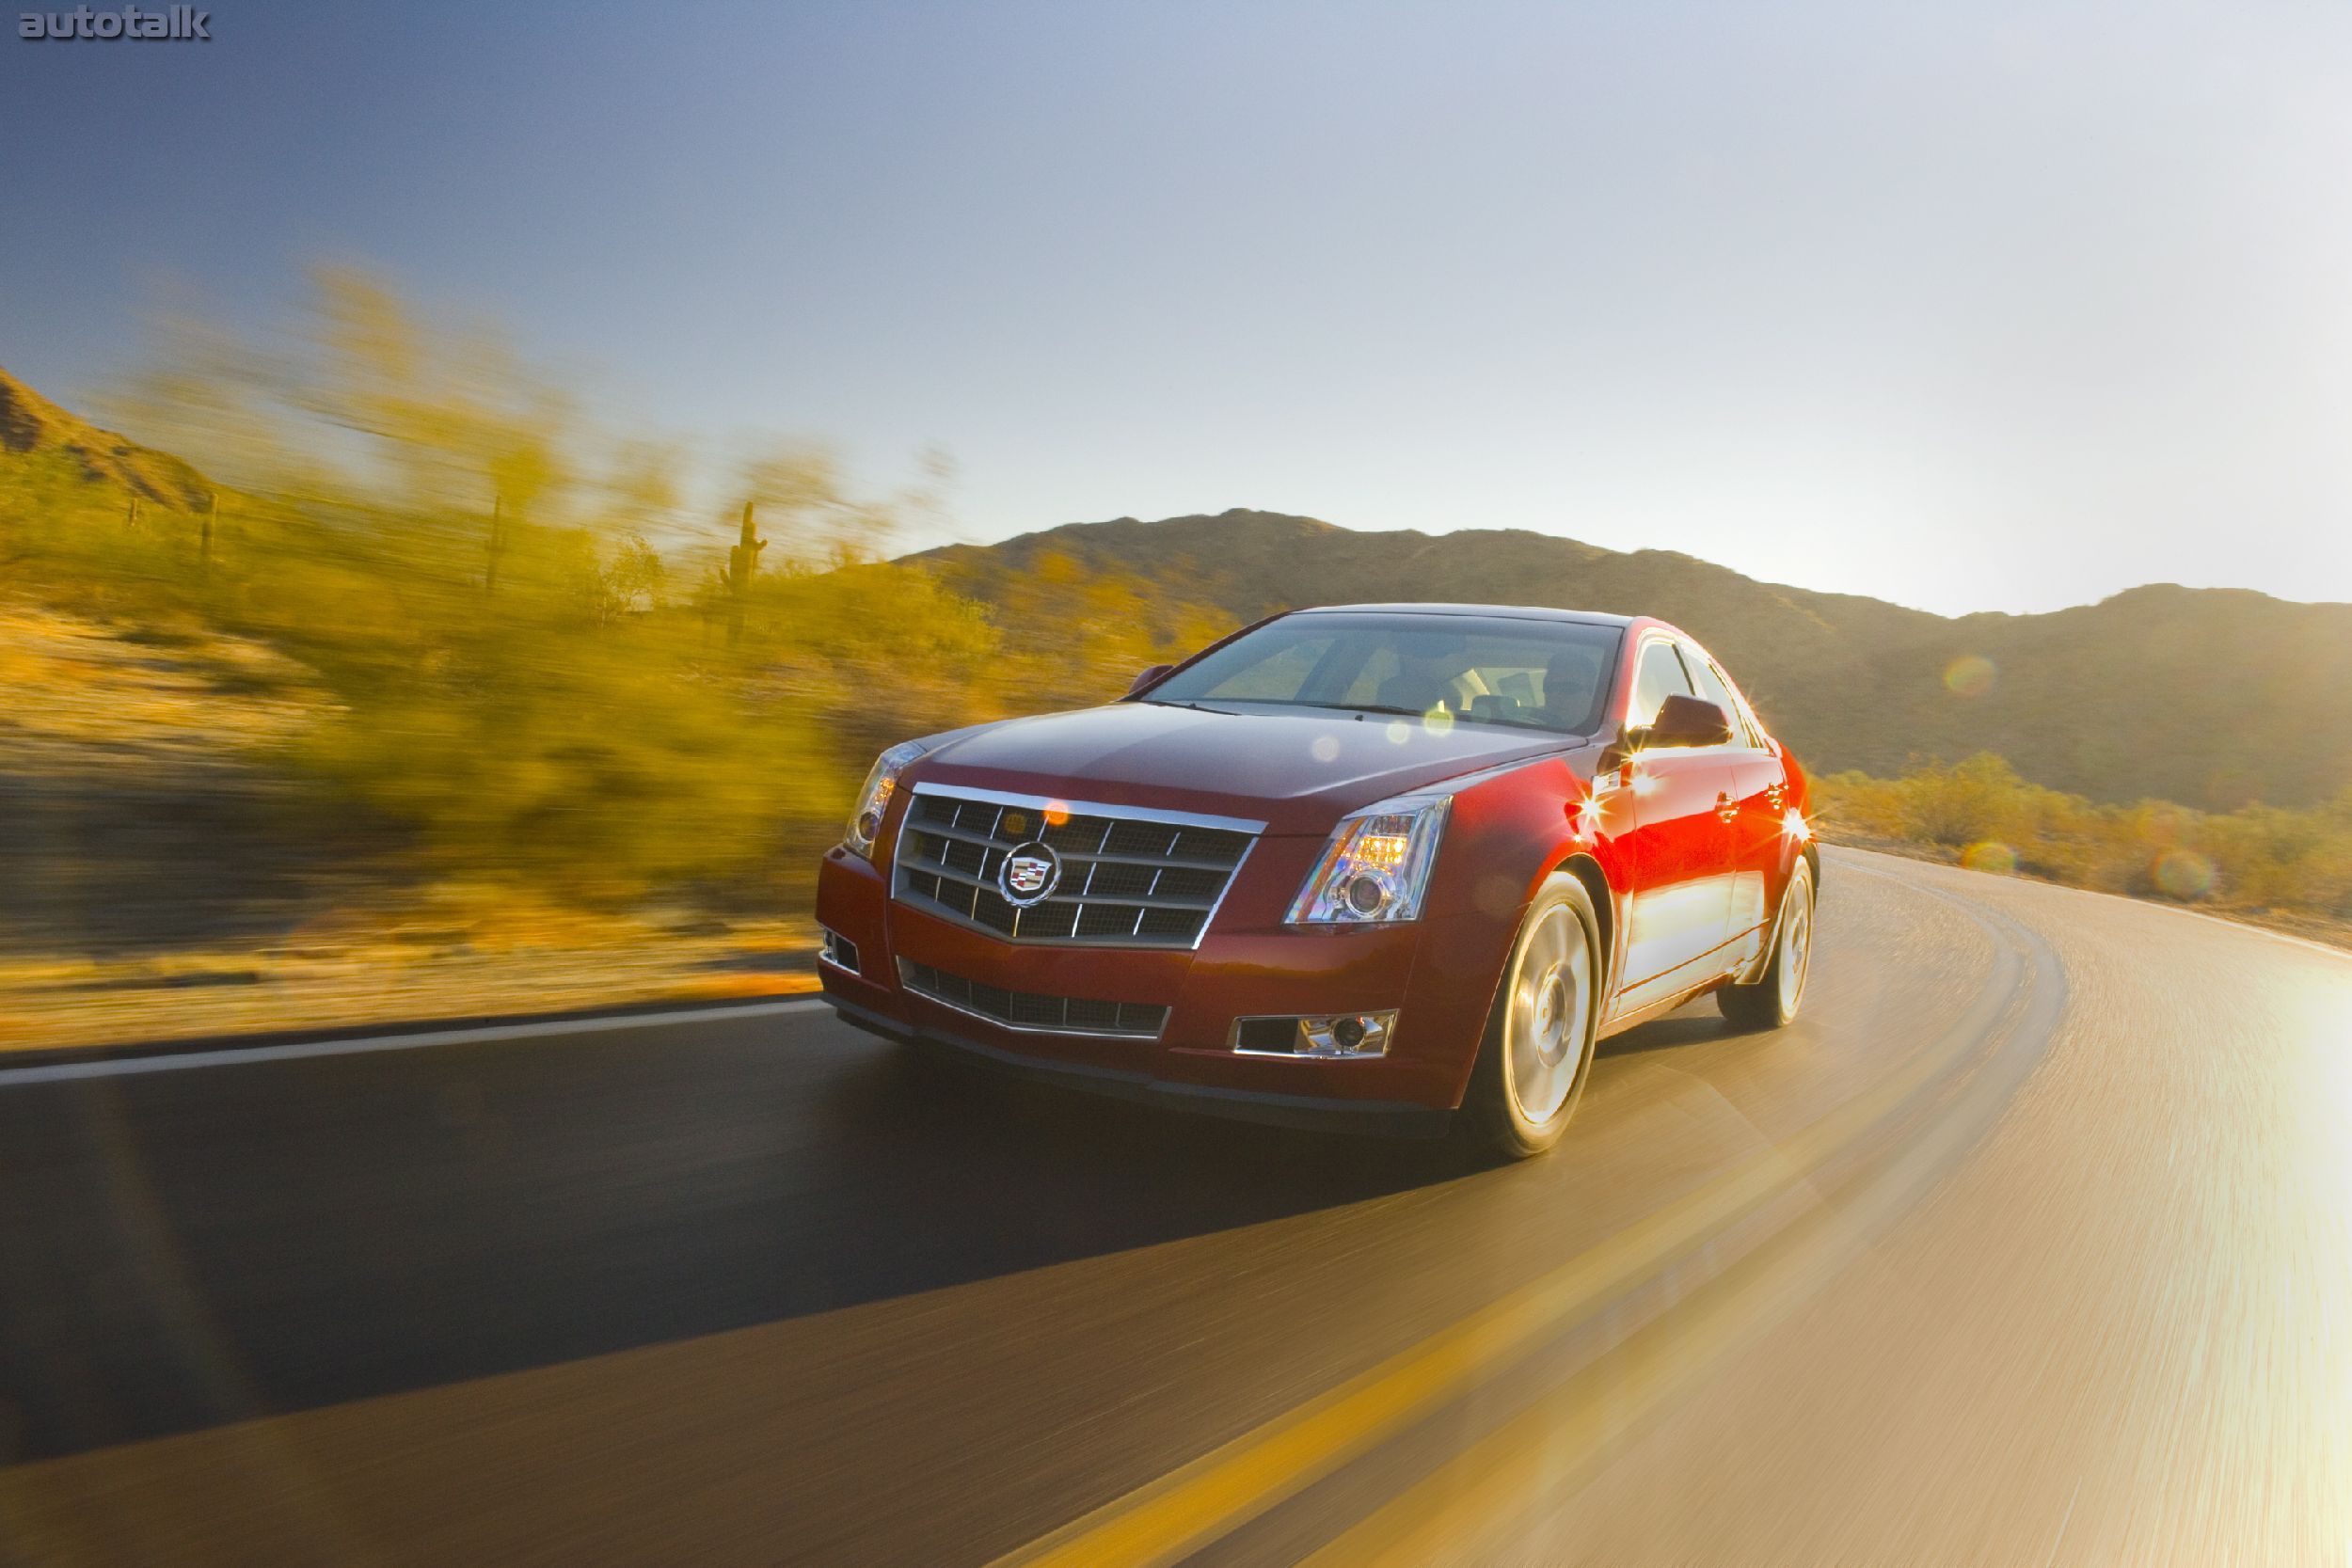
top-left (726, 499), bottom-right (765, 647)
top-left (485, 495), bottom-right (510, 594)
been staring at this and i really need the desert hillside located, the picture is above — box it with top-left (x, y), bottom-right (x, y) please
top-left (0, 366), bottom-right (213, 513)
top-left (921, 510), bottom-right (2352, 811)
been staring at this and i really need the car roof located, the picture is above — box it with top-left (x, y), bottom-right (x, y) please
top-left (1289, 602), bottom-right (1642, 630)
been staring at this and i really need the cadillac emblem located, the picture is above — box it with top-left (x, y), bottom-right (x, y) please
top-left (998, 841), bottom-right (1062, 907)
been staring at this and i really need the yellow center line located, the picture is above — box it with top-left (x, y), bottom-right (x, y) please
top-left (1301, 1170), bottom-right (1868, 1568)
top-left (1309, 907), bottom-right (2059, 1564)
top-left (987, 1023), bottom-right (1973, 1568)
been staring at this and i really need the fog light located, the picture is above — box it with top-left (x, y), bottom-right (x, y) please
top-left (1300, 1012), bottom-right (1392, 1057)
top-left (1232, 1010), bottom-right (1397, 1058)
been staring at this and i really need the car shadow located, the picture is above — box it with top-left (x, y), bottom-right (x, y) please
top-left (4, 998), bottom-right (1756, 1465)
top-left (1595, 1007), bottom-right (1753, 1059)
top-left (0, 1023), bottom-right (1486, 1465)
top-left (786, 1038), bottom-right (1499, 1286)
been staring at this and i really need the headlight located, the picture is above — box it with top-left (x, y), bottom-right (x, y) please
top-left (1287, 793), bottom-right (1451, 925)
top-left (844, 740), bottom-right (930, 859)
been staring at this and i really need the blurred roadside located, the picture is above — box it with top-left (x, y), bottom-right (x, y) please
top-left (5, 270), bottom-right (2345, 1058)
top-left (0, 596), bottom-right (818, 1054)
top-left (0, 270), bottom-right (1217, 1055)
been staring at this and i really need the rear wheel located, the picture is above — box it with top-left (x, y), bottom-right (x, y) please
top-left (1466, 872), bottom-right (1603, 1160)
top-left (1720, 857), bottom-right (1814, 1030)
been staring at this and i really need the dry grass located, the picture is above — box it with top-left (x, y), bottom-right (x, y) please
top-left (0, 913), bottom-right (818, 1055)
top-left (0, 598), bottom-right (318, 770)
top-left (0, 597), bottom-right (818, 1054)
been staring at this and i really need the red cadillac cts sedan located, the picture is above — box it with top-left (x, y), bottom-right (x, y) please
top-left (815, 604), bottom-right (1817, 1158)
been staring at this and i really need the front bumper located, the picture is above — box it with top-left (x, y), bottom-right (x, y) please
top-left (814, 843), bottom-right (1485, 1130)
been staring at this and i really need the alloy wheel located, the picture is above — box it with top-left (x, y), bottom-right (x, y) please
top-left (1506, 903), bottom-right (1590, 1124)
top-left (1779, 873), bottom-right (1814, 1010)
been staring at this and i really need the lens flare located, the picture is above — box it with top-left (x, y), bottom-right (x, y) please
top-left (2153, 847), bottom-right (2216, 899)
top-left (1960, 841), bottom-right (2016, 874)
top-left (1310, 734), bottom-right (1341, 763)
top-left (1421, 705), bottom-right (1455, 736)
top-left (1944, 656), bottom-right (1996, 699)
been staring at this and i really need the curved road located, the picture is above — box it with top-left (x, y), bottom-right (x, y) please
top-left (4, 847), bottom-right (2348, 1565)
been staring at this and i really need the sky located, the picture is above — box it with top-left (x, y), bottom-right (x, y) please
top-left (4, 0), bottom-right (2349, 616)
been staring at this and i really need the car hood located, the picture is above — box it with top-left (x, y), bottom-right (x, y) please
top-left (914, 702), bottom-right (1574, 833)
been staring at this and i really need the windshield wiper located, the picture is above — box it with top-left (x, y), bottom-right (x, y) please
top-left (1296, 702), bottom-right (1433, 720)
top-left (1148, 696), bottom-right (1571, 735)
top-left (1475, 715), bottom-right (1580, 733)
top-left (1302, 701), bottom-right (1578, 734)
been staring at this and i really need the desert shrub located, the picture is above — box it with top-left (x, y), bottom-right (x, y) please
top-left (5, 270), bottom-right (1230, 915)
top-left (1815, 755), bottom-right (2352, 919)
top-left (1890, 752), bottom-right (2035, 848)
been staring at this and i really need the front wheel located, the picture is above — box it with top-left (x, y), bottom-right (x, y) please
top-left (1720, 857), bottom-right (1815, 1030)
top-left (1465, 872), bottom-right (1603, 1160)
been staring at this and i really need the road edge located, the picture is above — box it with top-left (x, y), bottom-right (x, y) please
top-left (0, 992), bottom-right (832, 1082)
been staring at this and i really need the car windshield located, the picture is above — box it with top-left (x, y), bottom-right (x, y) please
top-left (1144, 612), bottom-right (1623, 736)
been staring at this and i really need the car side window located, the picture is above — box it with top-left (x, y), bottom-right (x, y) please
top-left (1681, 646), bottom-right (1756, 748)
top-left (1627, 640), bottom-right (1694, 728)
top-left (1708, 654), bottom-right (1772, 747)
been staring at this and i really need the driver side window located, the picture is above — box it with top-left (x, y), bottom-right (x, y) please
top-left (1627, 640), bottom-right (1693, 728)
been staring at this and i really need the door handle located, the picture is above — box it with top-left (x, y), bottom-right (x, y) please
top-left (1715, 791), bottom-right (1740, 822)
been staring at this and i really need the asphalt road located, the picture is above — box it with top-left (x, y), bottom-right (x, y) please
top-left (4, 847), bottom-right (2348, 1566)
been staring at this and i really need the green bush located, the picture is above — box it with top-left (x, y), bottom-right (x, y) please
top-left (1817, 755), bottom-right (2352, 918)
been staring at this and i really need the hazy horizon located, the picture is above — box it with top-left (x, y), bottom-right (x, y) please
top-left (7, 0), bottom-right (2349, 617)
top-left (942, 504), bottom-right (2352, 619)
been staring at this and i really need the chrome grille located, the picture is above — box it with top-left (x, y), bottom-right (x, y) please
top-left (892, 784), bottom-right (1260, 949)
top-left (898, 959), bottom-right (1168, 1038)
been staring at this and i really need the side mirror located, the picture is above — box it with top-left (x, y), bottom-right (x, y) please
top-left (1634, 694), bottom-right (1733, 750)
top-left (1126, 663), bottom-right (1174, 697)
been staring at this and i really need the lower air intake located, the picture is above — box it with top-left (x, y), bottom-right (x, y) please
top-left (898, 958), bottom-right (1169, 1039)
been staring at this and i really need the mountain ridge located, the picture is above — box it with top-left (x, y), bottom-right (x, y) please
top-left (917, 509), bottom-right (2352, 812)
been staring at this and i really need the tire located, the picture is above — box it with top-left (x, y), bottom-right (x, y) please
top-left (1719, 856), bottom-right (1815, 1031)
top-left (1465, 871), bottom-right (1604, 1160)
